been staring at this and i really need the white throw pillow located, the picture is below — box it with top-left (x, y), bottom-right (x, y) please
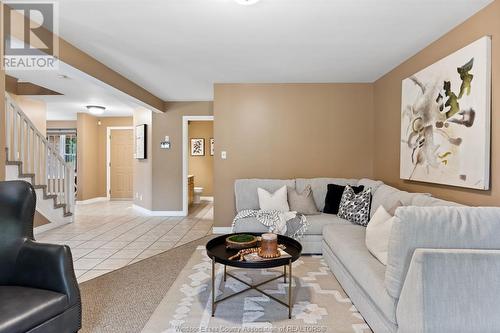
top-left (365, 205), bottom-right (394, 265)
top-left (257, 186), bottom-right (290, 212)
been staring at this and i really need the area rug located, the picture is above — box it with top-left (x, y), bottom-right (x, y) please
top-left (141, 246), bottom-right (372, 333)
top-left (80, 236), bottom-right (215, 333)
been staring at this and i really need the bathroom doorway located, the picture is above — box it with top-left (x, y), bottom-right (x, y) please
top-left (182, 116), bottom-right (214, 215)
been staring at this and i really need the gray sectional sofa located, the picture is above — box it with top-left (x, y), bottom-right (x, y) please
top-left (232, 178), bottom-right (500, 333)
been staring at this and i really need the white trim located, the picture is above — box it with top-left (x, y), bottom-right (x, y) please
top-left (200, 196), bottom-right (214, 202)
top-left (212, 227), bottom-right (232, 234)
top-left (75, 197), bottom-right (109, 205)
top-left (182, 115), bottom-right (214, 216)
top-left (132, 204), bottom-right (186, 217)
top-left (106, 126), bottom-right (134, 200)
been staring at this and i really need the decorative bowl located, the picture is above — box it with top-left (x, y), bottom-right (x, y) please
top-left (226, 234), bottom-right (259, 250)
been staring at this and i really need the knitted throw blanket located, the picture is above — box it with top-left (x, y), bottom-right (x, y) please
top-left (232, 210), bottom-right (309, 240)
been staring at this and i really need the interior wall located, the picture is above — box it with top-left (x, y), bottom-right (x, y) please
top-left (55, 117), bottom-right (133, 200)
top-left (76, 113), bottom-right (99, 201)
top-left (46, 120), bottom-right (77, 129)
top-left (373, 0), bottom-right (500, 206)
top-left (11, 95), bottom-right (47, 135)
top-left (213, 84), bottom-right (374, 227)
top-left (134, 109), bottom-right (153, 210)
top-left (152, 102), bottom-right (213, 211)
top-left (188, 121), bottom-right (214, 196)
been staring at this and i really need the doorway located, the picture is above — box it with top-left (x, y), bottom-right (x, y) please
top-left (107, 127), bottom-right (134, 200)
top-left (182, 116), bottom-right (214, 215)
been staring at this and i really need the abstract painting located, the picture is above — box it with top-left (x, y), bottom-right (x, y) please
top-left (190, 138), bottom-right (205, 156)
top-left (400, 36), bottom-right (491, 190)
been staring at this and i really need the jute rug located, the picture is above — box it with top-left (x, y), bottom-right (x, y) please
top-left (80, 236), bottom-right (215, 333)
top-left (141, 246), bottom-right (371, 333)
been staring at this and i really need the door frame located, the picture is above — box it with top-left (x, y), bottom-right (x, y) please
top-left (107, 126), bottom-right (134, 200)
top-left (182, 116), bottom-right (214, 215)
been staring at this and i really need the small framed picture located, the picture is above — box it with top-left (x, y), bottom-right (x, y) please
top-left (210, 138), bottom-right (214, 156)
top-left (190, 138), bottom-right (205, 156)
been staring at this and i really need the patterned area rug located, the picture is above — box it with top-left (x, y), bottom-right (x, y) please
top-left (142, 246), bottom-right (372, 333)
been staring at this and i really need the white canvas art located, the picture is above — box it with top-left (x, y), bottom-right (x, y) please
top-left (400, 36), bottom-right (491, 190)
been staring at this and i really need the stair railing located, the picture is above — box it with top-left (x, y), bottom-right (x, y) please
top-left (4, 93), bottom-right (75, 215)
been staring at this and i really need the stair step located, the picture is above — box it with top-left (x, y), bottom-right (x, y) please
top-left (64, 212), bottom-right (73, 217)
top-left (6, 160), bottom-right (22, 166)
top-left (33, 185), bottom-right (47, 190)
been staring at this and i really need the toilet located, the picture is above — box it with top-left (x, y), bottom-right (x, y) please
top-left (193, 187), bottom-right (204, 204)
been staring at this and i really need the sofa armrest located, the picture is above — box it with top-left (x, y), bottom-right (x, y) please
top-left (397, 248), bottom-right (500, 333)
top-left (385, 206), bottom-right (500, 299)
top-left (13, 240), bottom-right (80, 306)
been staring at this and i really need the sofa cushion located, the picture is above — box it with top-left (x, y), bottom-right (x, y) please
top-left (0, 286), bottom-right (68, 333)
top-left (370, 184), bottom-right (429, 218)
top-left (232, 217), bottom-right (269, 233)
top-left (385, 206), bottom-right (500, 300)
top-left (235, 179), bottom-right (295, 212)
top-left (232, 214), bottom-right (350, 235)
top-left (296, 178), bottom-right (358, 211)
top-left (323, 224), bottom-right (397, 324)
top-left (306, 213), bottom-right (351, 234)
top-left (357, 178), bottom-right (384, 194)
top-left (411, 194), bottom-right (463, 207)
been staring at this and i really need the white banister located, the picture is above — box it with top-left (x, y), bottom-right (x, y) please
top-left (4, 93), bottom-right (75, 216)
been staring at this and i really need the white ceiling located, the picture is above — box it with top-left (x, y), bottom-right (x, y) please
top-left (7, 62), bottom-right (141, 120)
top-left (50, 0), bottom-right (493, 101)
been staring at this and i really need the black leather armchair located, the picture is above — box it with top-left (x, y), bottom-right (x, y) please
top-left (0, 181), bottom-right (81, 333)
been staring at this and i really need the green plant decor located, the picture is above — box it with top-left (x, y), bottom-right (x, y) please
top-left (228, 234), bottom-right (255, 243)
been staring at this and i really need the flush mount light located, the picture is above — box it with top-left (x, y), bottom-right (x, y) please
top-left (86, 105), bottom-right (106, 115)
top-left (234, 0), bottom-right (260, 5)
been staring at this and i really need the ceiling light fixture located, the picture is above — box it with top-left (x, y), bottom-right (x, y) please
top-left (234, 0), bottom-right (260, 5)
top-left (86, 105), bottom-right (106, 115)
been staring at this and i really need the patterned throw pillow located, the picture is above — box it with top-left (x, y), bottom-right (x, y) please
top-left (338, 185), bottom-right (372, 226)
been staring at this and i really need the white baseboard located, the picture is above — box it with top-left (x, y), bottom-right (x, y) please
top-left (200, 196), bottom-right (214, 202)
top-left (133, 204), bottom-right (187, 217)
top-left (212, 227), bottom-right (232, 234)
top-left (76, 197), bottom-right (108, 205)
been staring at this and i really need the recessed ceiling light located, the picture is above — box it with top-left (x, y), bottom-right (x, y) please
top-left (86, 105), bottom-right (106, 115)
top-left (234, 0), bottom-right (260, 6)
top-left (57, 74), bottom-right (70, 79)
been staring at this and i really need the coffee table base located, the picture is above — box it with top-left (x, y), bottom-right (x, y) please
top-left (211, 259), bottom-right (293, 319)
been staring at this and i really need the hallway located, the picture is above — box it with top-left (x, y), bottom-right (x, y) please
top-left (36, 200), bottom-right (213, 283)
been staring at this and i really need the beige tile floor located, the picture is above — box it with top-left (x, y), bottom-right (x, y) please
top-left (36, 200), bottom-right (213, 283)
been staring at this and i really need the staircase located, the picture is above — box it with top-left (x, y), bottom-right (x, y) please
top-left (4, 93), bottom-right (75, 232)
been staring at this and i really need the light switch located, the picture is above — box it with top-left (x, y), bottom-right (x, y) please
top-left (221, 151), bottom-right (227, 160)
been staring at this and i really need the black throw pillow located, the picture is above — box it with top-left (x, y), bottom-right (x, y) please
top-left (323, 184), bottom-right (364, 214)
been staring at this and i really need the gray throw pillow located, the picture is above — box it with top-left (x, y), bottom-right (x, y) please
top-left (287, 185), bottom-right (320, 215)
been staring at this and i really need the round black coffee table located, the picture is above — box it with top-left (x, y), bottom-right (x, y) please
top-left (206, 233), bottom-right (302, 319)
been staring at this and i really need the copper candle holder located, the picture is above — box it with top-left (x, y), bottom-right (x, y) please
top-left (259, 233), bottom-right (280, 258)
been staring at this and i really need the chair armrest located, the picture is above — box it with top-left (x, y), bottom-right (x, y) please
top-left (397, 248), bottom-right (500, 333)
top-left (13, 240), bottom-right (80, 306)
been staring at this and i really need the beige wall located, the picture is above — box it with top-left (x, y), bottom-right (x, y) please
top-left (76, 113), bottom-right (99, 200)
top-left (213, 84), bottom-right (374, 227)
top-left (76, 115), bottom-right (133, 200)
top-left (47, 120), bottom-right (77, 129)
top-left (11, 95), bottom-right (47, 134)
top-left (188, 121), bottom-right (214, 196)
top-left (134, 109), bottom-right (153, 210)
top-left (373, 0), bottom-right (500, 206)
top-left (152, 102), bottom-right (213, 211)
